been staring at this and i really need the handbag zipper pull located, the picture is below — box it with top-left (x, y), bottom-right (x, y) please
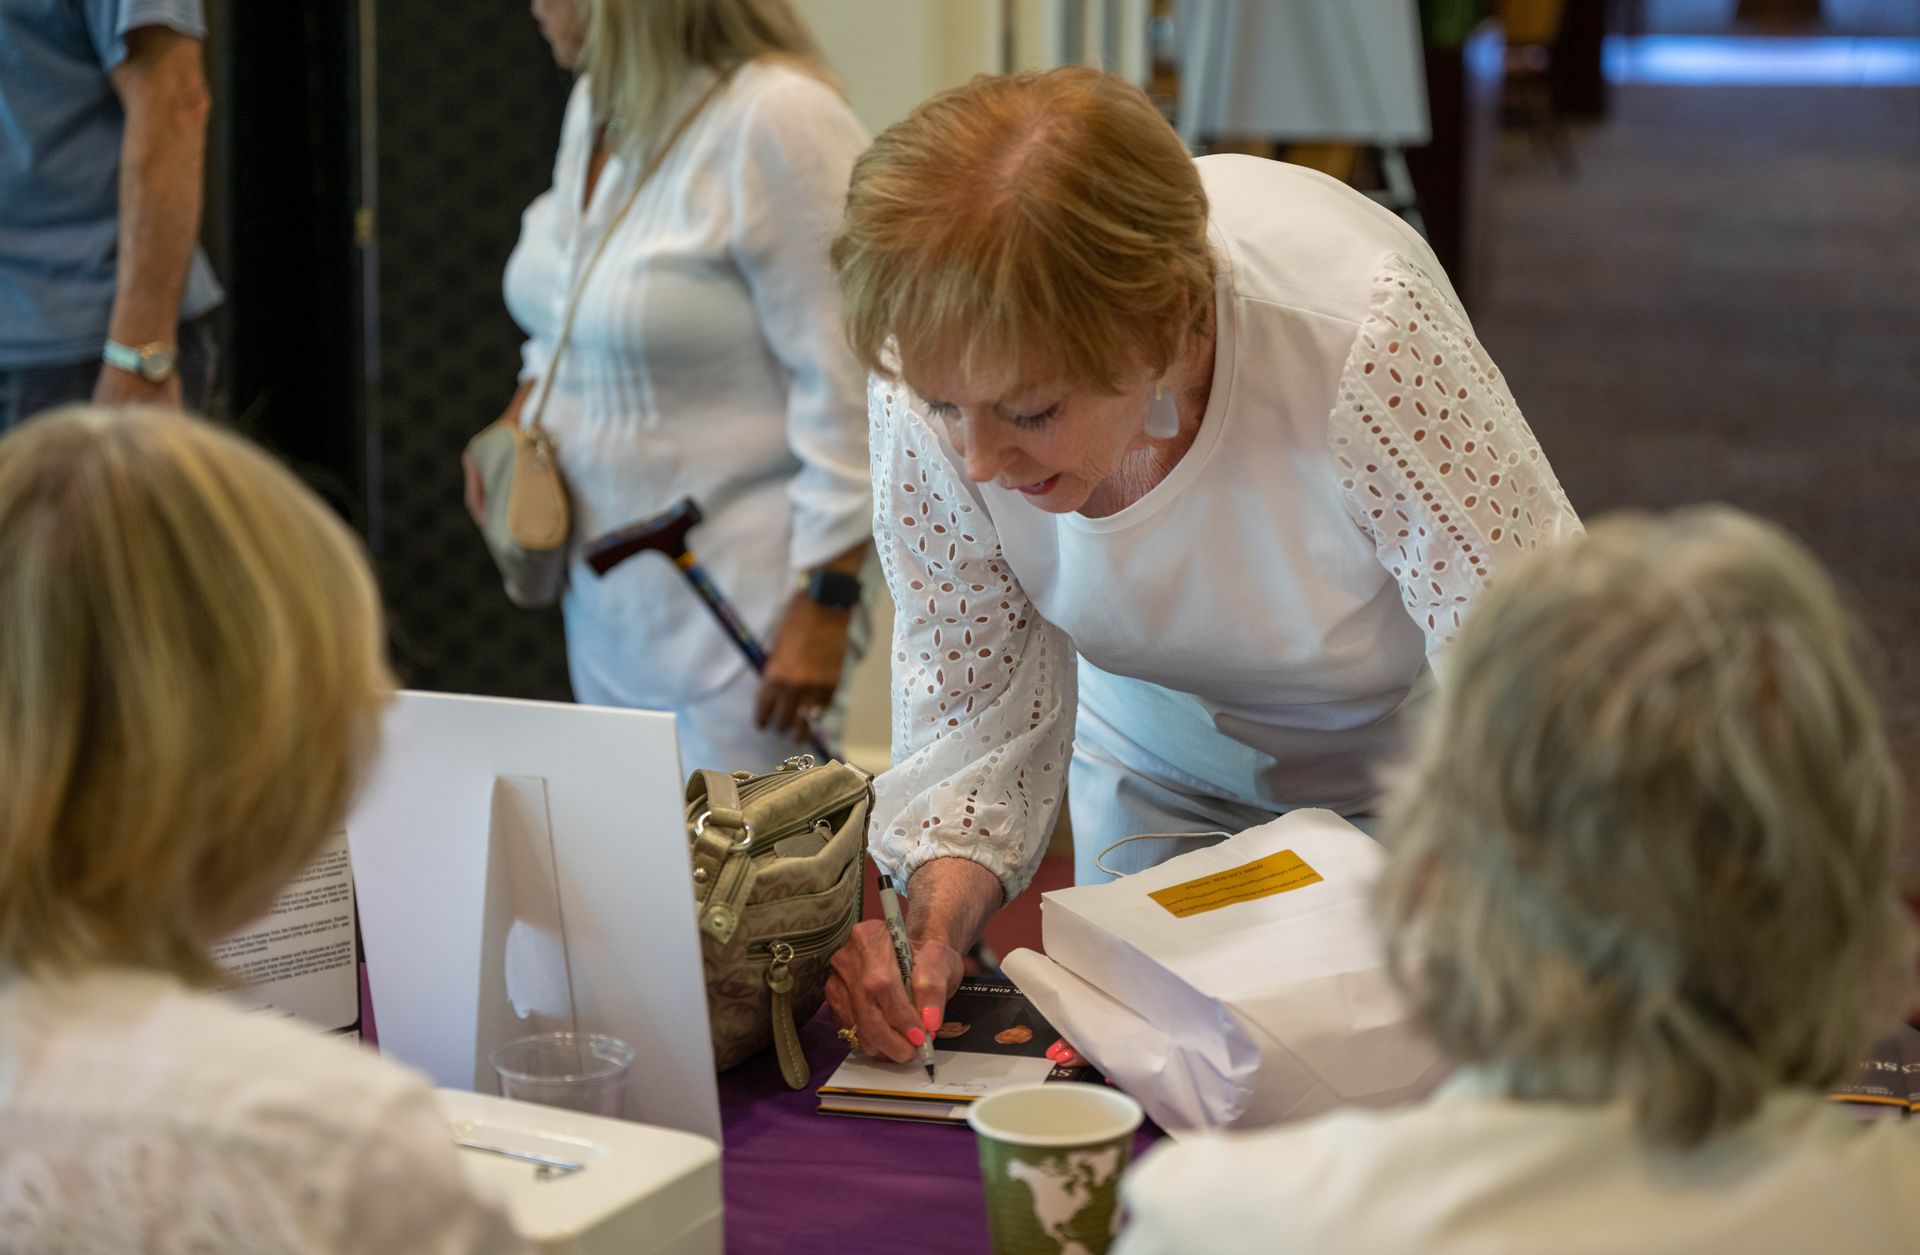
top-left (765, 941), bottom-right (808, 1090)
top-left (766, 941), bottom-right (795, 993)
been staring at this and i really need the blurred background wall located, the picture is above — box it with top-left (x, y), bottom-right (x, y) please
top-left (204, 0), bottom-right (575, 706)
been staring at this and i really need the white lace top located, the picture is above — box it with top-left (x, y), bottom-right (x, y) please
top-left (869, 156), bottom-right (1581, 899)
top-left (0, 968), bottom-right (527, 1254)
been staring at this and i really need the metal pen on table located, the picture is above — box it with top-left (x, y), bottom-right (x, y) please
top-left (876, 874), bottom-right (936, 1082)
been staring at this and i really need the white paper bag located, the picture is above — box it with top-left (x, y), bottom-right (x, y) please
top-left (1002, 809), bottom-right (1448, 1134)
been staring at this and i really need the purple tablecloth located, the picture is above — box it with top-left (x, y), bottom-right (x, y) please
top-left (719, 1012), bottom-right (1159, 1255)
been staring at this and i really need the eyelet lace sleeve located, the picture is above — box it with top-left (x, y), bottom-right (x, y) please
top-left (867, 376), bottom-right (1077, 902)
top-left (1332, 254), bottom-right (1582, 668)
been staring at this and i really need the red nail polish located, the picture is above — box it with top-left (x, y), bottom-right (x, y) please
top-left (921, 1007), bottom-right (941, 1032)
top-left (907, 1027), bottom-right (925, 1047)
top-left (1045, 1043), bottom-right (1065, 1061)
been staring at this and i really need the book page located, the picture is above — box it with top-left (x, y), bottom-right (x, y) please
top-left (1829, 1025), bottom-right (1920, 1117)
top-left (818, 980), bottom-right (1080, 1106)
top-left (817, 1095), bottom-right (975, 1121)
top-left (211, 831), bottom-right (360, 1035)
top-left (820, 1050), bottom-right (1056, 1100)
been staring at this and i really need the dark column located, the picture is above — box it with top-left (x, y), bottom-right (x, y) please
top-left (209, 2), bottom-right (574, 700)
top-left (366, 1), bottom-right (574, 699)
top-left (212, 2), bottom-right (363, 510)
top-left (1552, 0), bottom-right (1611, 119)
top-left (1405, 19), bottom-right (1506, 312)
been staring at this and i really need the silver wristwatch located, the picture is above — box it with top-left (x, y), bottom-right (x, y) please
top-left (102, 338), bottom-right (179, 383)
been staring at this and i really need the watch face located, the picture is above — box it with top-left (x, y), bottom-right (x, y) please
top-left (807, 569), bottom-right (863, 609)
top-left (137, 345), bottom-right (177, 383)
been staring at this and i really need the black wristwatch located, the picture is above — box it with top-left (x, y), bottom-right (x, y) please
top-left (806, 568), bottom-right (863, 609)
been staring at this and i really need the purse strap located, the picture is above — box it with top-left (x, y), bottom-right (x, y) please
top-left (691, 768), bottom-right (756, 947)
top-left (524, 70), bottom-right (733, 436)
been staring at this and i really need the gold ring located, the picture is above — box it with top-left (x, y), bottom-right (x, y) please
top-left (837, 1025), bottom-right (860, 1048)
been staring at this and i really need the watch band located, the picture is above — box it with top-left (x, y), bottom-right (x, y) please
top-left (102, 339), bottom-right (178, 383)
top-left (806, 568), bottom-right (863, 609)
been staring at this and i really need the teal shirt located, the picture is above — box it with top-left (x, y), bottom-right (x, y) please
top-left (0, 0), bottom-right (224, 368)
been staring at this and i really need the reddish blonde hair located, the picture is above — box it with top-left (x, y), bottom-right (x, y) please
top-left (832, 67), bottom-right (1214, 394)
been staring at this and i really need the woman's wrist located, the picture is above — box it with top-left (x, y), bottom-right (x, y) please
top-left (793, 542), bottom-right (870, 607)
top-left (905, 856), bottom-right (1005, 952)
top-left (783, 590), bottom-right (853, 630)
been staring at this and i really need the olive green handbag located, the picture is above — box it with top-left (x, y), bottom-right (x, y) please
top-left (686, 756), bottom-right (872, 1089)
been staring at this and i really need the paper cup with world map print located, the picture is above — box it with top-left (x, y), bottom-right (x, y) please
top-left (968, 1082), bottom-right (1143, 1255)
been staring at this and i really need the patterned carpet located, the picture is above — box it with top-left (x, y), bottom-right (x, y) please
top-left (1473, 74), bottom-right (1920, 876)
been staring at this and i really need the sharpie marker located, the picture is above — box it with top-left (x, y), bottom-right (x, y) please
top-left (877, 874), bottom-right (936, 1082)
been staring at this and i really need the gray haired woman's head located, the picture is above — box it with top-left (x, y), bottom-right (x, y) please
top-left (1378, 507), bottom-right (1915, 1147)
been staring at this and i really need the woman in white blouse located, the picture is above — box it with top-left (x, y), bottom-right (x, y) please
top-left (1116, 509), bottom-right (1920, 1254)
top-left (823, 67), bottom-right (1581, 1058)
top-left (0, 408), bottom-right (524, 1254)
top-left (466, 0), bottom-right (872, 769)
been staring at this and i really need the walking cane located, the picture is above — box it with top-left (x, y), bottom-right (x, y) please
top-left (585, 497), bottom-right (837, 762)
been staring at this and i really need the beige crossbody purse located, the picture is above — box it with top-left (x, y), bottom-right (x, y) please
top-left (468, 74), bottom-right (730, 608)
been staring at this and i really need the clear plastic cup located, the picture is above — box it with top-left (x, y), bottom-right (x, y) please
top-left (490, 1031), bottom-right (635, 1118)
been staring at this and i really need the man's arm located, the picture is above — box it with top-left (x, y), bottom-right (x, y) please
top-left (96, 25), bottom-right (210, 408)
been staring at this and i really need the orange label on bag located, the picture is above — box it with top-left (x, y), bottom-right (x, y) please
top-left (1148, 849), bottom-right (1323, 918)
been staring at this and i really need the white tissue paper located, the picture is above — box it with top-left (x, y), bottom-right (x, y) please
top-left (1001, 809), bottom-right (1448, 1135)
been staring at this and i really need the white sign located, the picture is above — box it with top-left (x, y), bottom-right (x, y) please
top-left (214, 831), bottom-right (360, 1035)
top-left (347, 692), bottom-right (720, 1143)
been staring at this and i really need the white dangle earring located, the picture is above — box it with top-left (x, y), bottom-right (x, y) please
top-left (1144, 380), bottom-right (1179, 439)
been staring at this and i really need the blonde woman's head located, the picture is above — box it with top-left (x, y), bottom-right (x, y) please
top-left (0, 408), bottom-right (392, 980)
top-left (1377, 507), bottom-right (1914, 1146)
top-left (578, 0), bottom-right (830, 148)
top-left (833, 66), bottom-right (1214, 397)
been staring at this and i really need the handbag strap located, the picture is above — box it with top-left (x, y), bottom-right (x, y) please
top-left (691, 768), bottom-right (756, 946)
top-left (696, 767), bottom-right (748, 843)
top-left (524, 70), bottom-right (733, 436)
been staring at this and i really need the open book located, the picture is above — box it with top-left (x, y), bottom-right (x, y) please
top-left (1828, 1025), bottom-right (1920, 1119)
top-left (817, 979), bottom-right (1095, 1123)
